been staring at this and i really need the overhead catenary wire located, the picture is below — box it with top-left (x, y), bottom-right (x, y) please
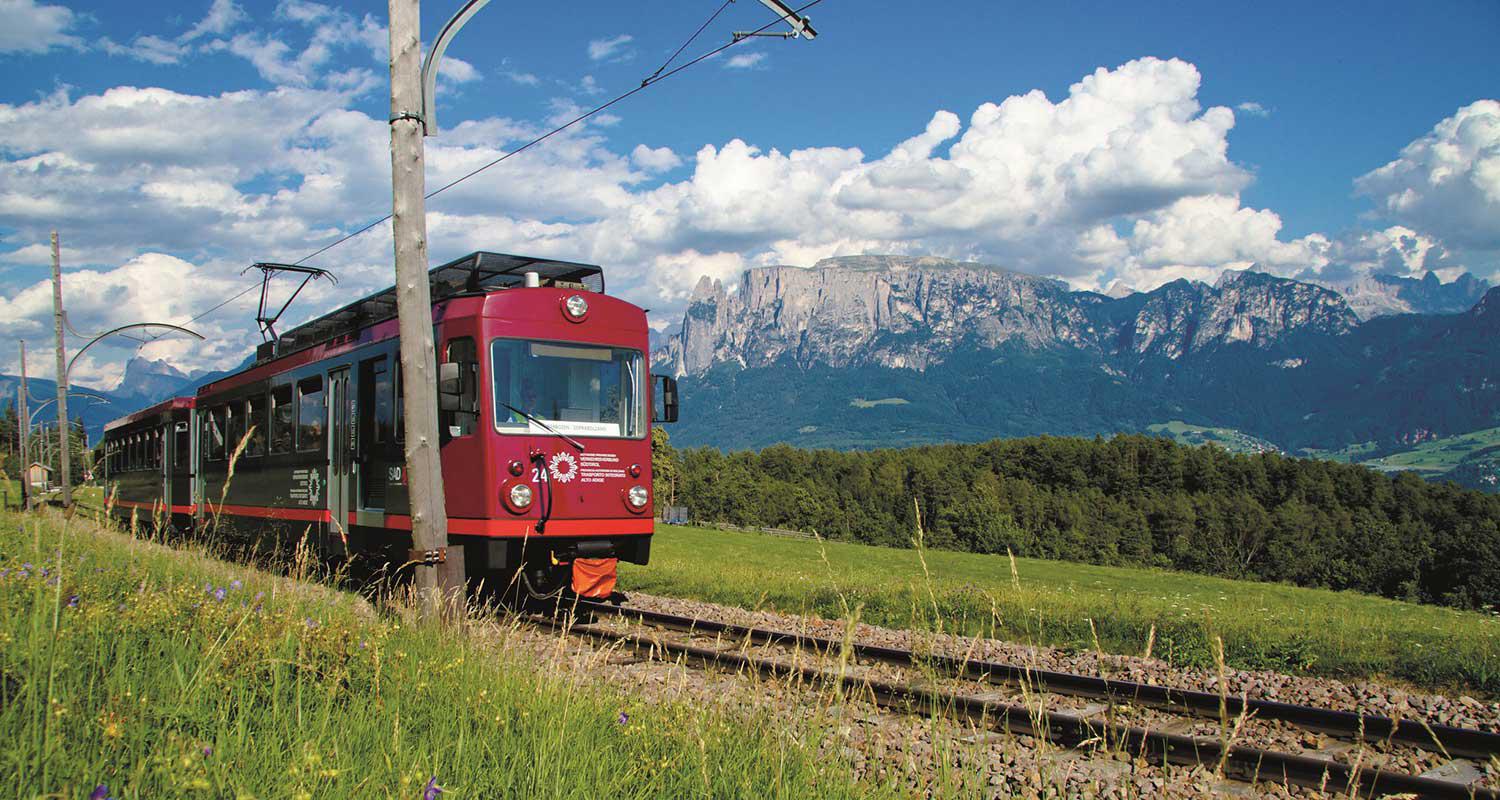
top-left (145, 0), bottom-right (825, 340)
top-left (294, 0), bottom-right (824, 267)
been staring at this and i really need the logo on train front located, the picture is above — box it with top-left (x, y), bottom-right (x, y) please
top-left (549, 451), bottom-right (578, 483)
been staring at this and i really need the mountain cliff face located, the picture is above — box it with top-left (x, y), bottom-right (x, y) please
top-left (1313, 271), bottom-right (1490, 320)
top-left (111, 357), bottom-right (193, 403)
top-left (657, 255), bottom-right (1499, 457)
top-left (661, 256), bottom-right (1357, 376)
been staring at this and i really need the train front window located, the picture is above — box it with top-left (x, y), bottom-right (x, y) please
top-left (491, 339), bottom-right (644, 439)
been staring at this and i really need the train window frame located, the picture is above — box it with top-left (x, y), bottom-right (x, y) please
top-left (226, 401), bottom-right (244, 458)
top-left (360, 356), bottom-right (393, 447)
top-left (443, 336), bottom-right (479, 439)
top-left (269, 384), bottom-right (294, 455)
top-left (206, 406), bottom-right (227, 462)
top-left (296, 376), bottom-right (324, 454)
top-left (244, 395), bottom-right (268, 458)
top-left (489, 337), bottom-right (646, 440)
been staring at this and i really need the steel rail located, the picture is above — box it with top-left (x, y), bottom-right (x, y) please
top-left (580, 602), bottom-right (1500, 762)
top-left (533, 611), bottom-right (1497, 799)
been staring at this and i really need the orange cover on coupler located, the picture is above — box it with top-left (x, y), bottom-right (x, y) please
top-left (571, 558), bottom-right (618, 599)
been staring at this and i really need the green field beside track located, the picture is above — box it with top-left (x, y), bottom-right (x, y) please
top-left (0, 510), bottom-right (883, 800)
top-left (623, 525), bottom-right (1500, 696)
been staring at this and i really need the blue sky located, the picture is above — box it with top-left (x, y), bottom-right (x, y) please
top-left (0, 0), bottom-right (1496, 386)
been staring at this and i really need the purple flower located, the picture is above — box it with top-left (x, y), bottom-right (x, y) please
top-left (423, 777), bottom-right (444, 800)
top-left (203, 746), bottom-right (213, 757)
top-left (229, 580), bottom-right (242, 591)
top-left (22, 562), bottom-right (32, 570)
top-left (17, 571), bottom-right (28, 579)
top-left (254, 591), bottom-right (264, 602)
top-left (616, 712), bottom-right (629, 725)
top-left (214, 588), bottom-right (226, 602)
top-left (305, 618), bottom-right (318, 629)
top-left (359, 640), bottom-right (368, 649)
top-left (89, 785), bottom-right (114, 800)
top-left (0, 570), bottom-right (8, 579)
top-left (204, 582), bottom-right (212, 592)
top-left (67, 594), bottom-right (78, 608)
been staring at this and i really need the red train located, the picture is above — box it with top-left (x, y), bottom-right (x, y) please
top-left (102, 252), bottom-right (678, 597)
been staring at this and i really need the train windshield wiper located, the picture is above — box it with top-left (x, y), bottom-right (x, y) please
top-left (499, 402), bottom-right (585, 451)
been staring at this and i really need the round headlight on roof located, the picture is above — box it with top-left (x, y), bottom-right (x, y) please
top-left (564, 294), bottom-right (589, 320)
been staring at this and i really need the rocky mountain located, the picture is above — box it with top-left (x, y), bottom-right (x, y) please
top-left (110, 356), bottom-right (195, 403)
top-left (660, 256), bottom-right (1357, 376)
top-left (1313, 270), bottom-right (1489, 320)
top-left (657, 256), bottom-right (1500, 459)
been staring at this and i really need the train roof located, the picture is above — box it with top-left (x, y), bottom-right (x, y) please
top-left (268, 251), bottom-right (605, 359)
top-left (103, 396), bottom-right (196, 434)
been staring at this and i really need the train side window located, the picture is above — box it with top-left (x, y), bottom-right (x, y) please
top-left (297, 376), bottom-right (324, 453)
top-left (394, 362), bottom-right (404, 445)
top-left (174, 422), bottom-right (190, 469)
top-left (206, 406), bottom-right (227, 461)
top-left (360, 357), bottom-right (393, 446)
top-left (269, 385), bottom-right (293, 454)
top-left (443, 337), bottom-right (478, 438)
top-left (155, 430), bottom-right (164, 469)
top-left (244, 395), bottom-right (267, 457)
top-left (226, 402), bottom-right (244, 457)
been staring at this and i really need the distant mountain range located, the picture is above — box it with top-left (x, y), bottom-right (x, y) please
top-left (0, 355), bottom-right (249, 443)
top-left (656, 256), bottom-right (1497, 489)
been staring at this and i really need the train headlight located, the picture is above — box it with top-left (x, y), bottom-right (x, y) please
top-left (563, 294), bottom-right (589, 321)
top-left (626, 484), bottom-right (649, 509)
top-left (508, 483), bottom-right (534, 509)
top-left (564, 292), bottom-right (591, 321)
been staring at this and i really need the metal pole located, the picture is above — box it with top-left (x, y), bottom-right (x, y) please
top-left (388, 0), bottom-right (455, 616)
top-left (51, 232), bottom-right (71, 508)
top-left (18, 340), bottom-right (29, 510)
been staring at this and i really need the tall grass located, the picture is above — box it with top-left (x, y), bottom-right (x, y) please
top-left (624, 525), bottom-right (1500, 695)
top-left (0, 509), bottom-right (891, 799)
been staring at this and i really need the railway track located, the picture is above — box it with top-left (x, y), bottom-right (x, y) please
top-left (529, 601), bottom-right (1499, 799)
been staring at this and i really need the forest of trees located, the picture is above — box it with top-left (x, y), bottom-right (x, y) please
top-left (652, 431), bottom-right (1500, 611)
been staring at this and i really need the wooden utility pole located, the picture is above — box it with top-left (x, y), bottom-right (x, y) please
top-left (18, 340), bottom-right (29, 510)
top-left (388, 0), bottom-right (455, 615)
top-left (51, 232), bottom-right (71, 508)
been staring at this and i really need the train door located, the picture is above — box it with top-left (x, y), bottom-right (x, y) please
top-left (326, 366), bottom-right (353, 553)
top-left (171, 418), bottom-right (192, 516)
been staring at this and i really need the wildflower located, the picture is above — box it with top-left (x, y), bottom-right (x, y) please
top-left (89, 785), bottom-right (115, 800)
top-left (305, 618), bottom-right (317, 628)
top-left (423, 777), bottom-right (444, 800)
top-left (67, 594), bottom-right (79, 608)
top-left (359, 641), bottom-right (368, 649)
top-left (230, 579), bottom-right (242, 591)
top-left (203, 746), bottom-right (213, 757)
top-left (616, 712), bottom-right (629, 725)
top-left (204, 582), bottom-right (213, 592)
top-left (254, 591), bottom-right (264, 601)
top-left (214, 588), bottom-right (226, 602)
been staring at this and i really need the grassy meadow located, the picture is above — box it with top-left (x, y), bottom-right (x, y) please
top-left (0, 508), bottom-right (886, 799)
top-left (623, 525), bottom-right (1500, 695)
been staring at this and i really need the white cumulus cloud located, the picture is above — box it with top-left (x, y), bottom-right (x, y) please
top-left (0, 0), bottom-right (83, 53)
top-left (1356, 99), bottom-right (1500, 252)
